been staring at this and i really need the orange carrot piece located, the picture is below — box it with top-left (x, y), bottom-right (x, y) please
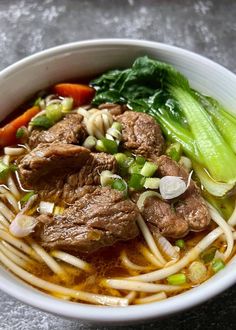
top-left (0, 105), bottom-right (40, 147)
top-left (53, 83), bottom-right (95, 106)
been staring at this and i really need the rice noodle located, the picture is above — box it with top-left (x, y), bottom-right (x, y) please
top-left (27, 238), bottom-right (67, 279)
top-left (120, 250), bottom-right (153, 272)
top-left (51, 250), bottom-right (91, 272)
top-left (137, 215), bottom-right (166, 265)
top-left (4, 147), bottom-right (25, 156)
top-left (138, 245), bottom-right (163, 268)
top-left (134, 292), bottom-right (167, 304)
top-left (1, 241), bottom-right (36, 265)
top-left (0, 250), bottom-right (128, 306)
top-left (206, 202), bottom-right (234, 260)
top-left (125, 291), bottom-right (137, 304)
top-left (0, 201), bottom-right (15, 222)
top-left (102, 279), bottom-right (185, 293)
top-left (155, 234), bottom-right (179, 260)
top-left (0, 230), bottom-right (41, 261)
top-left (228, 201), bottom-right (236, 226)
top-left (0, 186), bottom-right (19, 213)
top-left (7, 176), bottom-right (21, 200)
top-left (0, 213), bottom-right (10, 228)
top-left (0, 243), bottom-right (28, 268)
top-left (125, 227), bottom-right (223, 282)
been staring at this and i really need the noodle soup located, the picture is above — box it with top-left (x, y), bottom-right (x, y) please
top-left (0, 56), bottom-right (236, 307)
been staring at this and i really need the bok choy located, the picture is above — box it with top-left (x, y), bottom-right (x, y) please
top-left (92, 56), bottom-right (236, 196)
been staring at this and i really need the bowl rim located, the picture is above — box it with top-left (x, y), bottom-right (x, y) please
top-left (0, 38), bottom-right (236, 323)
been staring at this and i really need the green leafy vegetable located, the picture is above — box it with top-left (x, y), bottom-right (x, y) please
top-left (92, 56), bottom-right (236, 196)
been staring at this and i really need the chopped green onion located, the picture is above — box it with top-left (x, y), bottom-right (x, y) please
top-left (45, 104), bottom-right (63, 123)
top-left (128, 173), bottom-right (145, 190)
top-left (167, 273), bottom-right (186, 285)
top-left (31, 115), bottom-right (53, 129)
top-left (61, 97), bottom-right (73, 113)
top-left (96, 140), bottom-right (107, 152)
top-left (200, 246), bottom-right (217, 264)
top-left (188, 261), bottom-right (207, 283)
top-left (212, 258), bottom-right (225, 273)
top-left (0, 162), bottom-right (11, 180)
top-left (135, 155), bottom-right (146, 165)
top-left (166, 142), bottom-right (182, 162)
top-left (106, 127), bottom-right (122, 140)
top-left (114, 153), bottom-right (128, 165)
top-left (20, 191), bottom-right (35, 204)
top-left (140, 161), bottom-right (158, 177)
top-left (144, 177), bottom-right (160, 189)
top-left (100, 138), bottom-right (118, 154)
top-left (83, 136), bottom-right (97, 149)
top-left (100, 170), bottom-right (114, 187)
top-left (111, 121), bottom-right (122, 131)
top-left (175, 239), bottom-right (185, 249)
top-left (16, 126), bottom-right (27, 139)
top-left (111, 179), bottom-right (127, 192)
top-left (105, 133), bottom-right (115, 141)
top-left (128, 163), bottom-right (143, 174)
top-left (34, 97), bottom-right (42, 106)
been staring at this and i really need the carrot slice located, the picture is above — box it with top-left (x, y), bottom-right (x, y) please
top-left (53, 83), bottom-right (95, 106)
top-left (0, 106), bottom-right (40, 148)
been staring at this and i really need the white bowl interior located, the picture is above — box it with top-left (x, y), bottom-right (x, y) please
top-left (0, 39), bottom-right (236, 324)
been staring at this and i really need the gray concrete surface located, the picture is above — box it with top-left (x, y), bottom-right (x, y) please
top-left (0, 0), bottom-right (236, 329)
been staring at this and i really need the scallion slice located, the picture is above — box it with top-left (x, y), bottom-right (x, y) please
top-left (212, 258), bottom-right (225, 273)
top-left (143, 177), bottom-right (160, 189)
top-left (140, 161), bottom-right (158, 177)
top-left (167, 273), bottom-right (186, 285)
top-left (128, 173), bottom-right (145, 190)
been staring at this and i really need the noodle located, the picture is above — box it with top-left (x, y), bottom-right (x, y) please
top-left (0, 243), bottom-right (28, 269)
top-left (102, 279), bottom-right (186, 293)
top-left (124, 227), bottom-right (223, 282)
top-left (120, 250), bottom-right (153, 272)
top-left (0, 250), bottom-right (128, 306)
top-left (0, 186), bottom-right (19, 213)
top-left (27, 238), bottom-right (67, 279)
top-left (137, 215), bottom-right (166, 265)
top-left (51, 250), bottom-right (92, 272)
top-left (134, 292), bottom-right (167, 304)
top-left (0, 201), bottom-right (15, 222)
top-left (206, 202), bottom-right (234, 260)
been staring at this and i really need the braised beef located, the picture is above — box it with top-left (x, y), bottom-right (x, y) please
top-left (28, 113), bottom-right (87, 148)
top-left (157, 155), bottom-right (211, 231)
top-left (116, 111), bottom-right (164, 161)
top-left (18, 143), bottom-right (90, 188)
top-left (35, 186), bottom-right (139, 253)
top-left (142, 196), bottom-right (189, 238)
top-left (22, 151), bottom-right (117, 204)
top-left (63, 152), bottom-right (117, 203)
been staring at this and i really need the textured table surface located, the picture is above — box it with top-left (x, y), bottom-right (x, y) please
top-left (0, 0), bottom-right (236, 329)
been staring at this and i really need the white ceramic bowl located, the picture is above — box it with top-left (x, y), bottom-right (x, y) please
top-left (0, 39), bottom-right (236, 325)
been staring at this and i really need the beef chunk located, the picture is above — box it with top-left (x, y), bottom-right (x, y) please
top-left (29, 113), bottom-right (87, 148)
top-left (18, 143), bottom-right (90, 188)
top-left (24, 152), bottom-right (116, 204)
top-left (142, 197), bottom-right (189, 238)
top-left (98, 103), bottom-right (128, 116)
top-left (35, 186), bottom-right (139, 253)
top-left (157, 155), bottom-right (211, 231)
top-left (136, 155), bottom-right (210, 238)
top-left (116, 111), bottom-right (164, 161)
top-left (63, 152), bottom-right (117, 203)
